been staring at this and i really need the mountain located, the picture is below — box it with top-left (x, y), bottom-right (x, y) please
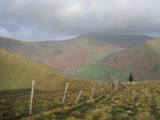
top-left (73, 38), bottom-right (160, 81)
top-left (0, 48), bottom-right (96, 91)
top-left (0, 34), bottom-right (154, 73)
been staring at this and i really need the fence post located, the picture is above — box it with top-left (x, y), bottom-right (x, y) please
top-left (116, 79), bottom-right (118, 90)
top-left (75, 90), bottom-right (83, 104)
top-left (110, 80), bottom-right (113, 92)
top-left (62, 82), bottom-right (68, 104)
top-left (91, 87), bottom-right (94, 100)
top-left (29, 80), bottom-right (35, 115)
top-left (106, 80), bottom-right (108, 86)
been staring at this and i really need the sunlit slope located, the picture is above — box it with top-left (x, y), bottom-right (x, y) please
top-left (0, 48), bottom-right (96, 91)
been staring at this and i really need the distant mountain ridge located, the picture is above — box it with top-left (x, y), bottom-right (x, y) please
top-left (78, 33), bottom-right (154, 48)
top-left (0, 34), bottom-right (154, 73)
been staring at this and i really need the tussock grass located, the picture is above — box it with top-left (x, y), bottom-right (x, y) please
top-left (1, 81), bottom-right (159, 120)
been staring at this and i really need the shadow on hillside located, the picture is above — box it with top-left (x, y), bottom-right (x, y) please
top-left (0, 99), bottom-right (16, 119)
top-left (0, 89), bottom-right (32, 96)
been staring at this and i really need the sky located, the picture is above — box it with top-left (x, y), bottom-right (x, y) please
top-left (0, 0), bottom-right (160, 41)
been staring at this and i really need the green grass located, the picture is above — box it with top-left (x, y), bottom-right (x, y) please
top-left (70, 62), bottom-right (129, 83)
top-left (0, 48), bottom-right (62, 90)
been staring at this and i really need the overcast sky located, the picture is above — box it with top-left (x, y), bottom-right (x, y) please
top-left (0, 0), bottom-right (160, 41)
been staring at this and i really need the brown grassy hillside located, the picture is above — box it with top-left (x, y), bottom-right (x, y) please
top-left (0, 36), bottom-right (122, 72)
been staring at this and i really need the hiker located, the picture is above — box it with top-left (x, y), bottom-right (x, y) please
top-left (129, 73), bottom-right (134, 85)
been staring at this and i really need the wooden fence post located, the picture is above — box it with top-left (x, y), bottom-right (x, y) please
top-left (91, 87), bottom-right (94, 100)
top-left (29, 80), bottom-right (35, 115)
top-left (62, 82), bottom-right (68, 104)
top-left (75, 90), bottom-right (83, 104)
top-left (110, 80), bottom-right (113, 92)
top-left (116, 79), bottom-right (118, 90)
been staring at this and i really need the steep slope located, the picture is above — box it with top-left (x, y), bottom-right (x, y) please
top-left (107, 38), bottom-right (160, 80)
top-left (73, 38), bottom-right (160, 81)
top-left (0, 34), bottom-right (153, 72)
top-left (0, 48), bottom-right (96, 91)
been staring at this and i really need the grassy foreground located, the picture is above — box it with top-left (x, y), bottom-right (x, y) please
top-left (0, 81), bottom-right (160, 120)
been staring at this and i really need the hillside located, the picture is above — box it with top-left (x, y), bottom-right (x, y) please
top-left (1, 81), bottom-right (160, 119)
top-left (0, 34), bottom-right (153, 73)
top-left (73, 38), bottom-right (160, 81)
top-left (0, 48), bottom-right (96, 91)
top-left (107, 38), bottom-right (160, 80)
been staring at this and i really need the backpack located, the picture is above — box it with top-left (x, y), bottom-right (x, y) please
top-left (131, 76), bottom-right (134, 80)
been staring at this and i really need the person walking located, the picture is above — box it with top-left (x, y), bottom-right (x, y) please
top-left (129, 73), bottom-right (134, 85)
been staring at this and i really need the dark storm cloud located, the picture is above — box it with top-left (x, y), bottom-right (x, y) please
top-left (0, 0), bottom-right (160, 40)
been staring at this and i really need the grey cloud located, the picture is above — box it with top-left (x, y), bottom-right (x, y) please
top-left (0, 0), bottom-right (160, 40)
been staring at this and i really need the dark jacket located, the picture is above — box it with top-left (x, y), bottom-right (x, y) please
top-left (129, 74), bottom-right (134, 81)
